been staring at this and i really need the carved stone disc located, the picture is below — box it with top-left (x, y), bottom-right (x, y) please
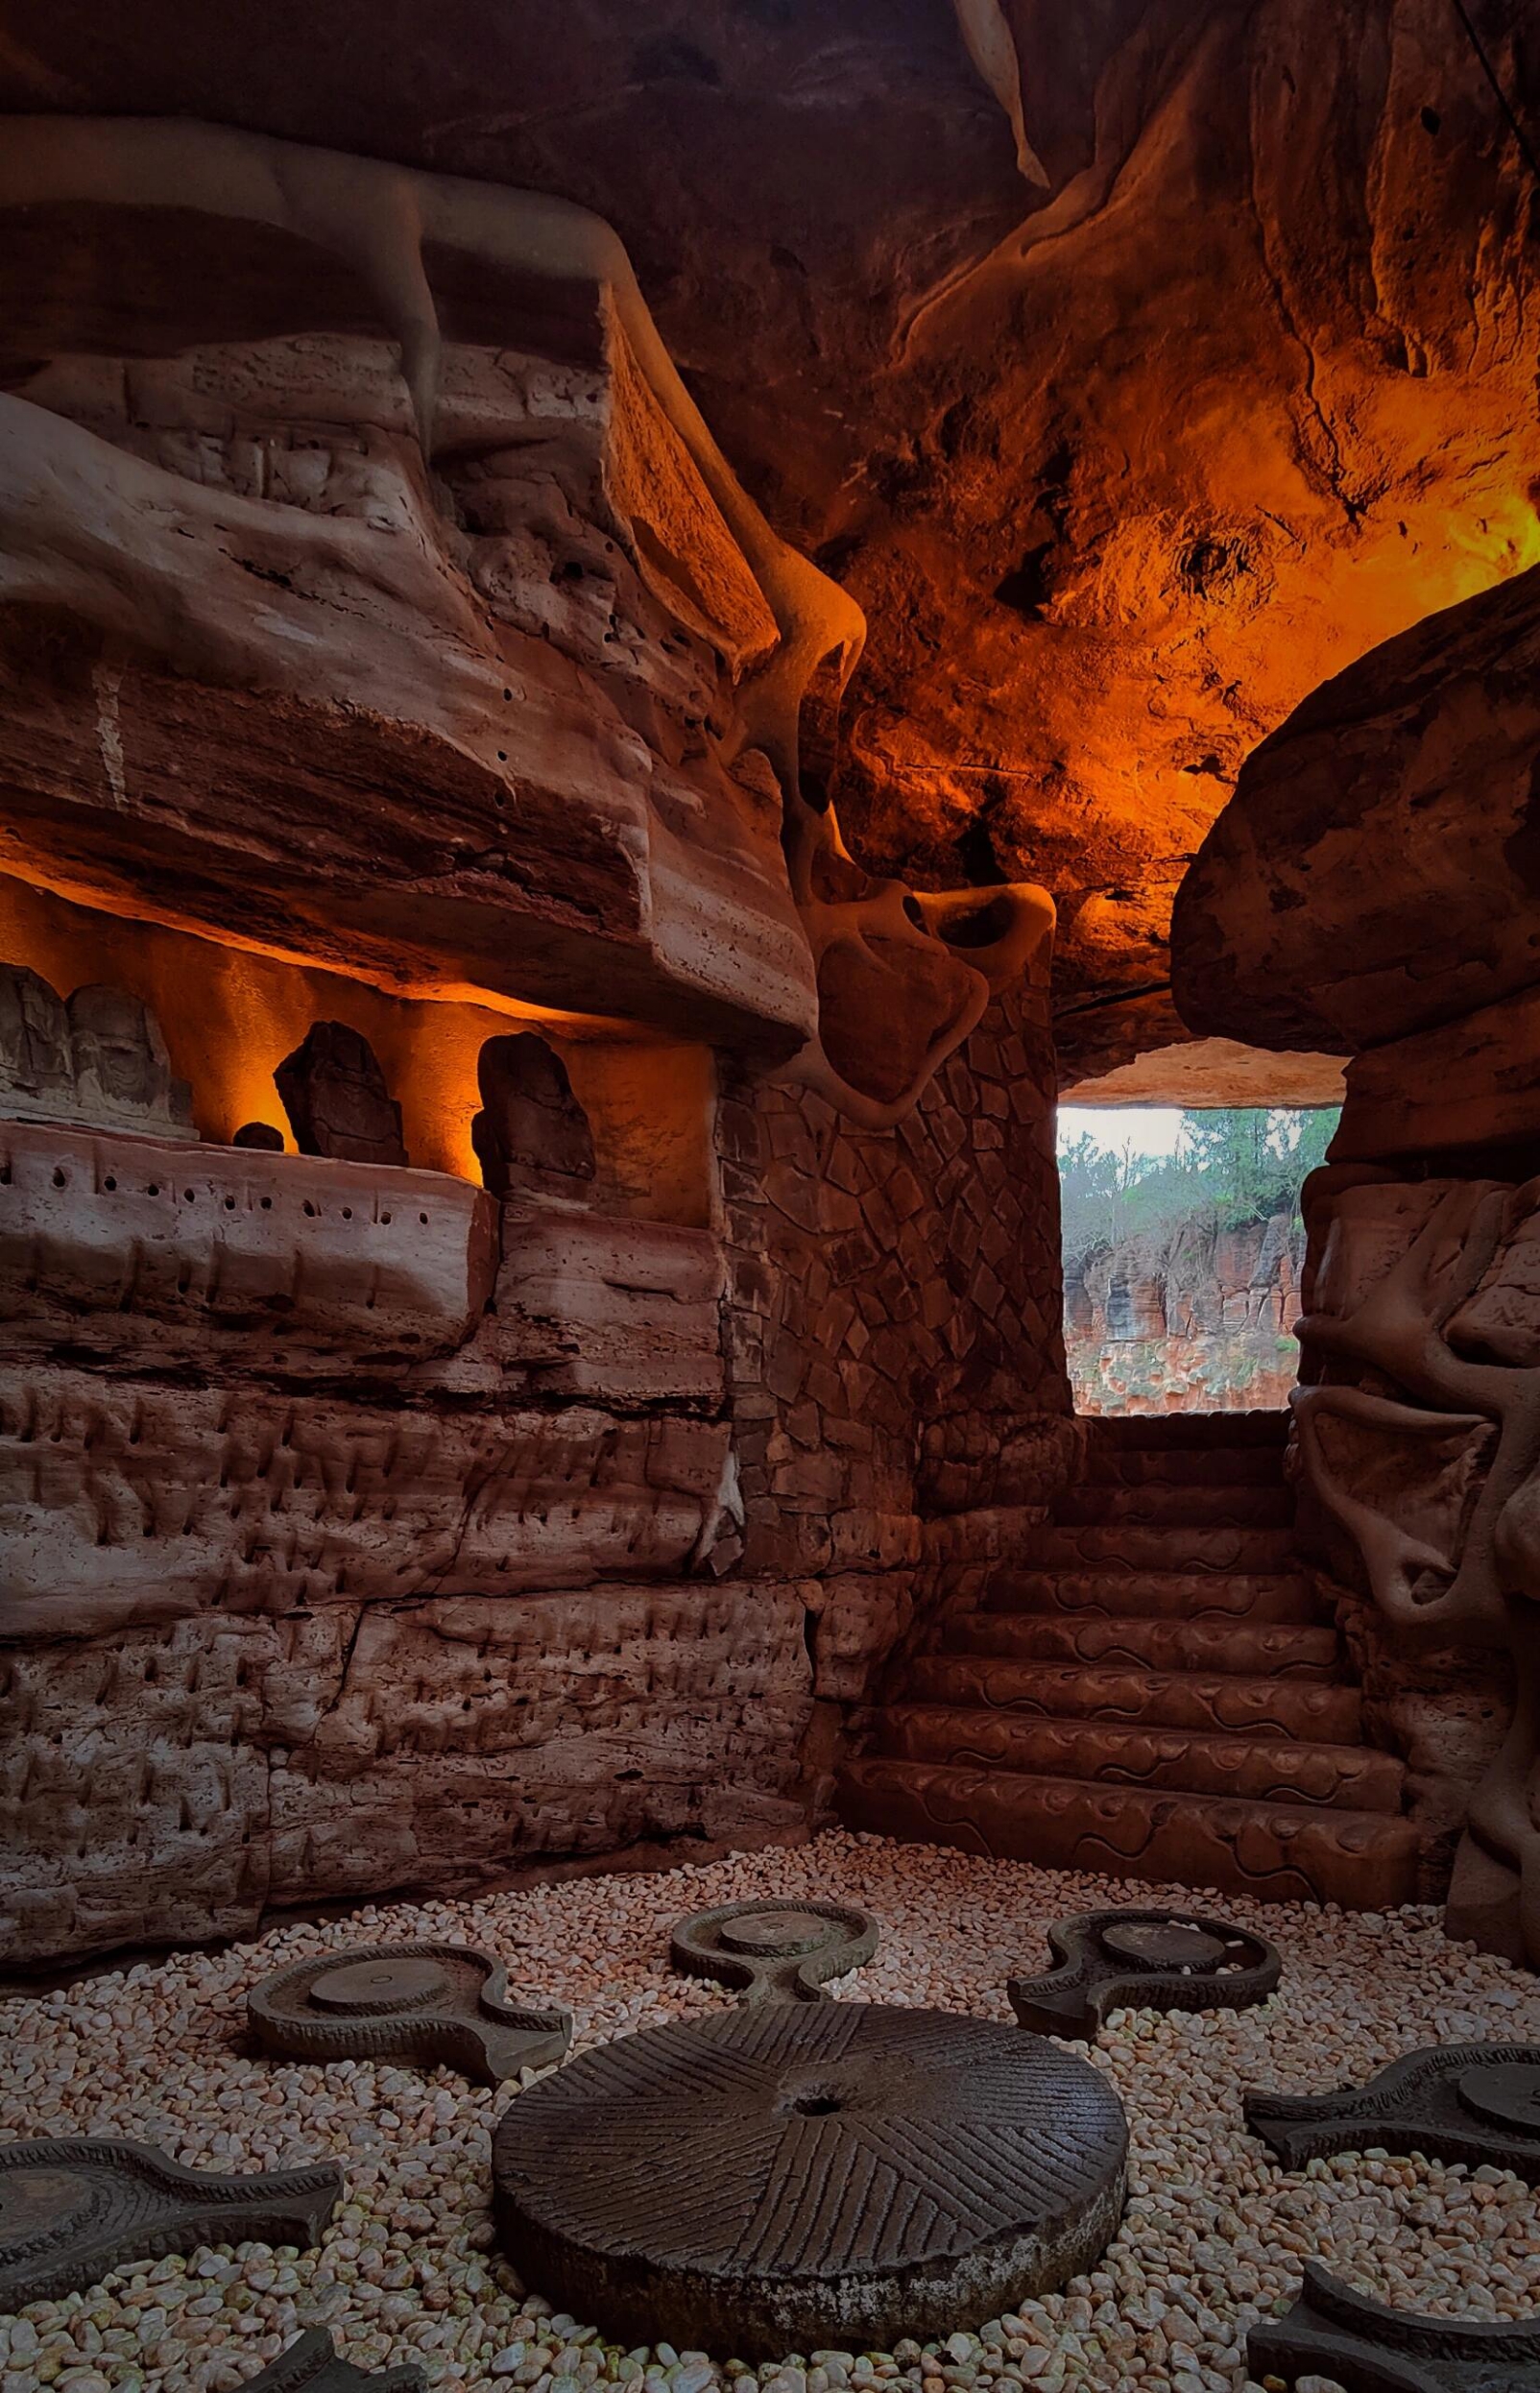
top-left (1008, 1908), bottom-right (1281, 2041)
top-left (670, 1898), bottom-right (879, 2004)
top-left (493, 2002), bottom-right (1128, 2357)
top-left (1456, 2062), bottom-right (1540, 2134)
top-left (309, 1957), bottom-right (451, 2015)
top-left (719, 1910), bottom-right (835, 1957)
top-left (1098, 1922), bottom-right (1229, 1970)
top-left (1244, 2041), bottom-right (1540, 2183)
top-left (249, 1943), bottom-right (571, 2087)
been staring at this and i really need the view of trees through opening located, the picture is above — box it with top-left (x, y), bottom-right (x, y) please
top-left (1057, 1105), bottom-right (1340, 1415)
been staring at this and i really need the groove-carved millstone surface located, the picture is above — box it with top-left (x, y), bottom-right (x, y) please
top-left (492, 2003), bottom-right (1128, 2358)
top-left (243, 2330), bottom-right (424, 2393)
top-left (249, 1944), bottom-right (572, 2087)
top-left (1244, 2043), bottom-right (1540, 2184)
top-left (670, 1901), bottom-right (879, 2004)
top-left (1246, 2258), bottom-right (1540, 2392)
top-left (1007, 1910), bottom-right (1281, 2041)
top-left (0, 2139), bottom-right (342, 2308)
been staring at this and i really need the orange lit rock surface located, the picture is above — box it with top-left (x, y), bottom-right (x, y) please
top-left (0, 4), bottom-right (1534, 1069)
top-left (1174, 560), bottom-right (1540, 1056)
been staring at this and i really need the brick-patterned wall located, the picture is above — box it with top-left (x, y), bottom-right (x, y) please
top-left (717, 984), bottom-right (1077, 1806)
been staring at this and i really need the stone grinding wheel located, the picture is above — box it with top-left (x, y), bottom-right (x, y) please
top-left (492, 2003), bottom-right (1128, 2359)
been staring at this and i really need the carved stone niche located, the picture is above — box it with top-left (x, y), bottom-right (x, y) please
top-left (0, 962), bottom-right (195, 1140)
top-left (472, 1033), bottom-right (595, 1201)
top-left (276, 1023), bottom-right (407, 1168)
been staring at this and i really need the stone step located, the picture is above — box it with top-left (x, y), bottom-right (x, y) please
top-left (902, 1654), bottom-right (1364, 1742)
top-left (944, 1608), bottom-right (1342, 1679)
top-left (1034, 1524), bottom-right (1297, 1573)
top-left (837, 1757), bottom-right (1420, 1911)
top-left (984, 1569), bottom-right (1323, 1625)
top-left (1082, 1444), bottom-right (1286, 1490)
top-left (1086, 1411), bottom-right (1289, 1451)
top-left (872, 1704), bottom-right (1406, 1812)
top-left (1055, 1482), bottom-right (1290, 1528)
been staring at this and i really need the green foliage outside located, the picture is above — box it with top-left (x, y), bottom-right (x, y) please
top-left (1056, 1107), bottom-right (1339, 1269)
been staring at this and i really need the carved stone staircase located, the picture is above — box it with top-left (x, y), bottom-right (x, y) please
top-left (840, 1411), bottom-right (1421, 1908)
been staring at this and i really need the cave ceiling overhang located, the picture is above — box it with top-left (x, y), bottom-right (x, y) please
top-left (0, 0), bottom-right (1534, 1079)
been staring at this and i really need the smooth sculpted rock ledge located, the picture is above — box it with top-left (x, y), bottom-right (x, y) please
top-left (492, 2003), bottom-right (1127, 2358)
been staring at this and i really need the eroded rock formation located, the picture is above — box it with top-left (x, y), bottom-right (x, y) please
top-left (1173, 507), bottom-right (1540, 1969)
top-left (1066, 1211), bottom-right (1305, 1415)
top-left (0, 110), bottom-right (1047, 1128)
top-left (0, 4), bottom-right (1532, 1078)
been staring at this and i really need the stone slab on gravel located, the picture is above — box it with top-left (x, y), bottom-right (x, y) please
top-left (0, 1830), bottom-right (1538, 2393)
top-left (491, 2004), bottom-right (1127, 2357)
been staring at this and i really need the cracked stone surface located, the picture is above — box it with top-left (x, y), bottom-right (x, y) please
top-left (1006, 1909), bottom-right (1282, 2041)
top-left (668, 1901), bottom-right (879, 2005)
top-left (1245, 2042), bottom-right (1540, 2185)
top-left (492, 2001), bottom-right (1128, 2359)
top-left (1246, 2256), bottom-right (1540, 2393)
top-left (248, 1945), bottom-right (572, 2088)
top-left (0, 2138), bottom-right (341, 2308)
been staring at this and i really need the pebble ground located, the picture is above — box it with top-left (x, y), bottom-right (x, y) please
top-left (3, 1830), bottom-right (1539, 2393)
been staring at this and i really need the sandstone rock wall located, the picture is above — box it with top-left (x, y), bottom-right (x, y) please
top-left (0, 983), bottom-right (1071, 1967)
top-left (1066, 1211), bottom-right (1305, 1415)
top-left (1171, 555), bottom-right (1540, 1965)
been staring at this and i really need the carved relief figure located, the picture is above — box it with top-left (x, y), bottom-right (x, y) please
top-left (1294, 1170), bottom-right (1540, 1965)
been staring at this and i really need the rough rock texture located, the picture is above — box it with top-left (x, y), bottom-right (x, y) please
top-left (0, 963), bottom-right (195, 1140)
top-left (1064, 1037), bottom-right (1346, 1110)
top-left (0, 970), bottom-right (1072, 1966)
top-left (471, 1035), bottom-right (596, 1201)
top-left (0, 4), bottom-right (1534, 1075)
top-left (1331, 986), bottom-right (1540, 1168)
top-left (1174, 559), bottom-right (1540, 1058)
top-left (1292, 1168), bottom-right (1540, 1966)
top-left (1065, 1211), bottom-right (1305, 1415)
top-left (277, 1024), bottom-right (409, 1170)
top-left (1165, 462), bottom-right (1540, 1967)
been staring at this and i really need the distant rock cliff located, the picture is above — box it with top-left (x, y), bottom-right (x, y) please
top-left (1065, 1210), bottom-right (1304, 1414)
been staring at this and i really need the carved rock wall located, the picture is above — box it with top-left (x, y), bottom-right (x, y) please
top-left (0, 984), bottom-right (1071, 1966)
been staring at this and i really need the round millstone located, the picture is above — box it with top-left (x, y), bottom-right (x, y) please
top-left (308, 1957), bottom-right (450, 2015)
top-left (1456, 2062), bottom-right (1540, 2134)
top-left (493, 2002), bottom-right (1128, 2357)
top-left (719, 1910), bottom-right (839, 1958)
top-left (1100, 1921), bottom-right (1230, 1971)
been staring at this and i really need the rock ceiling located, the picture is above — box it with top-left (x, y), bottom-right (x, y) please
top-left (1, 0), bottom-right (1535, 1078)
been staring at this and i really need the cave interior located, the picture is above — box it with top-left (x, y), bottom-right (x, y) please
top-left (2, 2), bottom-right (1540, 2383)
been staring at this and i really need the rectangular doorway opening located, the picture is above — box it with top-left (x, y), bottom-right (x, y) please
top-left (1057, 1102), bottom-right (1339, 1415)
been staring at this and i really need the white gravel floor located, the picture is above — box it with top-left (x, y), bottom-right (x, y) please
top-left (3, 1829), bottom-right (1539, 2393)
